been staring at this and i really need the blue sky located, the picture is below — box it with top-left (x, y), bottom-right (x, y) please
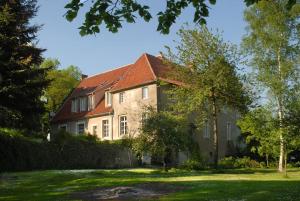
top-left (33, 1), bottom-right (247, 76)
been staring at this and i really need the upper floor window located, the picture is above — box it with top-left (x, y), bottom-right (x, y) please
top-left (203, 120), bottom-right (210, 138)
top-left (227, 122), bottom-right (232, 141)
top-left (142, 87), bottom-right (149, 99)
top-left (71, 99), bottom-right (78, 113)
top-left (119, 92), bottom-right (125, 103)
top-left (79, 97), bottom-right (87, 112)
top-left (88, 95), bottom-right (94, 111)
top-left (102, 119), bottom-right (109, 138)
top-left (59, 124), bottom-right (67, 131)
top-left (119, 115), bottom-right (128, 136)
top-left (105, 92), bottom-right (112, 107)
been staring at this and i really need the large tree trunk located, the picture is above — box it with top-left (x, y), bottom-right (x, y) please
top-left (212, 93), bottom-right (219, 167)
top-left (277, 48), bottom-right (285, 172)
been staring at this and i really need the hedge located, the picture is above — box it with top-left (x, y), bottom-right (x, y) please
top-left (0, 129), bottom-right (136, 172)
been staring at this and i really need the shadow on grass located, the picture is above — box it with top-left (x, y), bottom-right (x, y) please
top-left (1, 168), bottom-right (300, 201)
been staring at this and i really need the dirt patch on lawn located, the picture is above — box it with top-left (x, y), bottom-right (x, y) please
top-left (70, 183), bottom-right (187, 201)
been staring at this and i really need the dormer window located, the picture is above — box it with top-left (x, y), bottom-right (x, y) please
top-left (105, 92), bottom-right (112, 107)
top-left (71, 99), bottom-right (78, 113)
top-left (88, 95), bottom-right (94, 111)
top-left (79, 97), bottom-right (87, 112)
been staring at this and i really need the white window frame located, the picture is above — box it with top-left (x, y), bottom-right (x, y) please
top-left (119, 92), bottom-right (125, 103)
top-left (76, 121), bottom-right (85, 135)
top-left (105, 92), bottom-right (112, 107)
top-left (59, 124), bottom-right (68, 132)
top-left (226, 122), bottom-right (232, 141)
top-left (79, 97), bottom-right (87, 112)
top-left (102, 119), bottom-right (109, 138)
top-left (142, 86), bottom-right (149, 99)
top-left (88, 95), bottom-right (94, 111)
top-left (119, 115), bottom-right (128, 136)
top-left (203, 120), bottom-right (210, 138)
top-left (71, 99), bottom-right (76, 113)
top-left (91, 124), bottom-right (97, 136)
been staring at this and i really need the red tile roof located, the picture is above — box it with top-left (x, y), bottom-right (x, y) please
top-left (51, 53), bottom-right (173, 123)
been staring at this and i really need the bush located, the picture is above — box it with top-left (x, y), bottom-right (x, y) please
top-left (0, 129), bottom-right (136, 172)
top-left (218, 156), bottom-right (260, 169)
top-left (181, 159), bottom-right (208, 170)
top-left (218, 157), bottom-right (236, 169)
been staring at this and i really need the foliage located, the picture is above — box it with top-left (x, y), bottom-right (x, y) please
top-left (181, 158), bottom-right (208, 170)
top-left (0, 129), bottom-right (133, 172)
top-left (132, 107), bottom-right (189, 169)
top-left (64, 0), bottom-right (297, 35)
top-left (164, 25), bottom-right (251, 165)
top-left (0, 0), bottom-right (51, 131)
top-left (242, 0), bottom-right (300, 171)
top-left (41, 59), bottom-right (81, 113)
top-left (218, 156), bottom-right (260, 169)
top-left (237, 107), bottom-right (280, 165)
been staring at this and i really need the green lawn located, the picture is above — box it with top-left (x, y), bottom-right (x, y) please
top-left (1, 168), bottom-right (300, 201)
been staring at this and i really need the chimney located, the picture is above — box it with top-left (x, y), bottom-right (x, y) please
top-left (81, 74), bottom-right (88, 80)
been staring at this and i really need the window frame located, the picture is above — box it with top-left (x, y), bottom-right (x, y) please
top-left (88, 95), bottom-right (94, 111)
top-left (102, 119), bottom-right (109, 138)
top-left (91, 124), bottom-right (97, 136)
top-left (105, 92), bottom-right (112, 107)
top-left (142, 86), bottom-right (149, 99)
top-left (203, 120), bottom-right (210, 139)
top-left (119, 92), bottom-right (125, 103)
top-left (79, 97), bottom-right (87, 112)
top-left (119, 115), bottom-right (128, 136)
top-left (59, 124), bottom-right (67, 132)
top-left (76, 121), bottom-right (85, 135)
top-left (226, 122), bottom-right (232, 141)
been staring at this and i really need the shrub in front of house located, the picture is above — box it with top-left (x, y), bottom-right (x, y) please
top-left (218, 156), bottom-right (260, 169)
top-left (0, 129), bottom-right (136, 172)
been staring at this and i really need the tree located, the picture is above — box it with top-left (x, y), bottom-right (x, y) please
top-left (40, 59), bottom-right (81, 132)
top-left (64, 0), bottom-right (297, 36)
top-left (0, 0), bottom-right (51, 131)
top-left (237, 107), bottom-right (279, 167)
top-left (132, 108), bottom-right (189, 171)
top-left (41, 59), bottom-right (81, 113)
top-left (242, 0), bottom-right (300, 172)
top-left (164, 26), bottom-right (250, 166)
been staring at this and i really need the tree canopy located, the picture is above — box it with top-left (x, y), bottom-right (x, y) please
top-left (64, 0), bottom-right (298, 36)
top-left (0, 0), bottom-right (51, 131)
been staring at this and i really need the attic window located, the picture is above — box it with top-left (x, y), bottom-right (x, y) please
top-left (88, 95), bottom-right (94, 111)
top-left (71, 99), bottom-right (78, 113)
top-left (105, 92), bottom-right (112, 107)
top-left (79, 97), bottom-right (87, 112)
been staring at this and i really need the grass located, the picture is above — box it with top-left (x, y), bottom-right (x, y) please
top-left (1, 168), bottom-right (300, 201)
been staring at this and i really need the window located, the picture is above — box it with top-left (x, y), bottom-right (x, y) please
top-left (105, 92), bottom-right (112, 106)
top-left (80, 97), bottom-right (87, 112)
top-left (59, 124), bottom-right (67, 131)
top-left (226, 122), bottom-right (232, 141)
top-left (119, 115), bottom-right (128, 135)
top-left (77, 122), bottom-right (85, 134)
top-left (102, 120), bottom-right (109, 138)
top-left (71, 99), bottom-right (78, 113)
top-left (119, 92), bottom-right (124, 103)
top-left (141, 112), bottom-right (149, 126)
top-left (203, 120), bottom-right (210, 138)
top-left (88, 95), bottom-right (94, 111)
top-left (92, 125), bottom-right (97, 135)
top-left (142, 87), bottom-right (149, 99)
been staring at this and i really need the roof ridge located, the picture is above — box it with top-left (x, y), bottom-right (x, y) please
top-left (86, 63), bottom-right (133, 79)
top-left (143, 53), bottom-right (157, 80)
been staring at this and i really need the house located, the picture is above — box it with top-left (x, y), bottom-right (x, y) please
top-left (50, 53), bottom-right (242, 161)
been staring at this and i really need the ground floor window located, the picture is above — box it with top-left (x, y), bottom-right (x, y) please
top-left (226, 122), bottom-right (232, 141)
top-left (102, 120), bottom-right (109, 138)
top-left (92, 125), bottom-right (97, 135)
top-left (119, 115), bottom-right (128, 135)
top-left (59, 124), bottom-right (67, 131)
top-left (77, 122), bottom-right (85, 134)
